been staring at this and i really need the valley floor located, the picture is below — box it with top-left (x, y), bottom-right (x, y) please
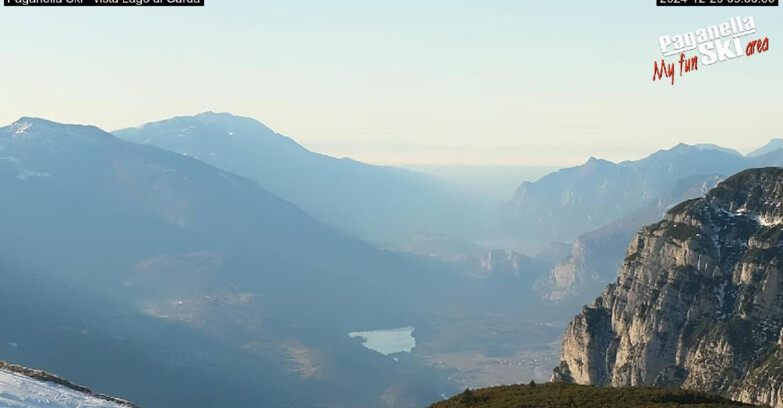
top-left (416, 312), bottom-right (564, 388)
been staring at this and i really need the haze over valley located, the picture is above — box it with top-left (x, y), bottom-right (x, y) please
top-left (3, 0), bottom-right (783, 405)
top-left (3, 113), bottom-right (783, 407)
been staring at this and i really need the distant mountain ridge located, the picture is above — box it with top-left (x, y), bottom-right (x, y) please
top-left (114, 112), bottom-right (478, 245)
top-left (747, 139), bottom-right (783, 157)
top-left (0, 117), bottom-right (455, 408)
top-left (497, 143), bottom-right (783, 247)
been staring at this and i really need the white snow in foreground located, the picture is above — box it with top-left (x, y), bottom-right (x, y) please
top-left (0, 369), bottom-right (129, 408)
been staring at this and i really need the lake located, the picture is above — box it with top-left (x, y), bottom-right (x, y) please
top-left (348, 326), bottom-right (416, 356)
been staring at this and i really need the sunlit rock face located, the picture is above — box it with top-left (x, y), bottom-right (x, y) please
top-left (553, 168), bottom-right (783, 408)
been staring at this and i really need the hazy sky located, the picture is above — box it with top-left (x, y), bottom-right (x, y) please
top-left (1, 1), bottom-right (781, 166)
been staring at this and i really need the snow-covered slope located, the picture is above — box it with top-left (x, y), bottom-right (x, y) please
top-left (0, 367), bottom-right (136, 408)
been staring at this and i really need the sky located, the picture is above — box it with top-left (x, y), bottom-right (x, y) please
top-left (0, 1), bottom-right (781, 166)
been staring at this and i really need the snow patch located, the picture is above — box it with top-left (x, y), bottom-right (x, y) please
top-left (757, 215), bottom-right (783, 227)
top-left (16, 170), bottom-right (51, 181)
top-left (0, 369), bottom-right (130, 408)
top-left (719, 208), bottom-right (783, 227)
top-left (12, 122), bottom-right (33, 137)
top-left (716, 280), bottom-right (728, 318)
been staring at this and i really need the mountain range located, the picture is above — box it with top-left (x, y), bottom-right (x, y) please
top-left (496, 143), bottom-right (783, 249)
top-left (113, 112), bottom-right (479, 246)
top-left (0, 117), bottom-right (459, 408)
top-left (4, 112), bottom-right (783, 408)
top-left (748, 139), bottom-right (783, 157)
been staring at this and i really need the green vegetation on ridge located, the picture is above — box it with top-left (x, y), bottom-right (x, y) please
top-left (429, 383), bottom-right (760, 408)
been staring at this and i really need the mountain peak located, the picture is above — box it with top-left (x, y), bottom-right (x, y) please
top-left (641, 143), bottom-right (742, 162)
top-left (116, 112), bottom-right (281, 144)
top-left (659, 142), bottom-right (739, 156)
top-left (4, 117), bottom-right (111, 143)
top-left (747, 138), bottom-right (783, 157)
top-left (114, 113), bottom-right (305, 166)
top-left (194, 111), bottom-right (276, 135)
top-left (10, 117), bottom-right (63, 132)
top-left (664, 143), bottom-right (700, 155)
top-left (10, 117), bottom-right (97, 130)
top-left (692, 143), bottom-right (741, 156)
top-left (14, 116), bottom-right (53, 125)
top-left (584, 156), bottom-right (613, 167)
top-left (195, 111), bottom-right (235, 119)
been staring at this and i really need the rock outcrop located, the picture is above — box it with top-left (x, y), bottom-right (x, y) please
top-left (553, 168), bottom-right (783, 407)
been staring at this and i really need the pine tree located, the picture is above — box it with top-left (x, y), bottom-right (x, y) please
top-left (458, 388), bottom-right (474, 404)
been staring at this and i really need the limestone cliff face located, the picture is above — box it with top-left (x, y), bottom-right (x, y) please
top-left (553, 168), bottom-right (783, 407)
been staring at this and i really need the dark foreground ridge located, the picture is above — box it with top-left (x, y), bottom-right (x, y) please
top-left (429, 383), bottom-right (754, 408)
top-left (0, 361), bottom-right (140, 407)
top-left (429, 383), bottom-right (759, 408)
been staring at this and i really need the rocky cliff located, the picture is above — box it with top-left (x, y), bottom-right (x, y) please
top-left (553, 168), bottom-right (783, 407)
